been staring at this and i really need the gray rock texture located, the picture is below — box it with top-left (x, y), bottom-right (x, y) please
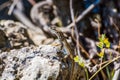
top-left (0, 45), bottom-right (61, 80)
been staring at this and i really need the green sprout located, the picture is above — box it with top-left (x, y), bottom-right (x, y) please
top-left (74, 56), bottom-right (85, 67)
top-left (97, 34), bottom-right (110, 58)
top-left (97, 48), bottom-right (104, 58)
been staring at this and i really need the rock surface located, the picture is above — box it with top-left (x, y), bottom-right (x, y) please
top-left (0, 45), bottom-right (61, 80)
top-left (0, 20), bottom-right (86, 80)
top-left (0, 20), bottom-right (53, 49)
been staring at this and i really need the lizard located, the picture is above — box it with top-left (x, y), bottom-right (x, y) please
top-left (49, 26), bottom-right (74, 59)
top-left (49, 26), bottom-right (75, 80)
top-left (49, 26), bottom-right (87, 80)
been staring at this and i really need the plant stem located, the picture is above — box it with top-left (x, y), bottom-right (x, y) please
top-left (89, 56), bottom-right (120, 80)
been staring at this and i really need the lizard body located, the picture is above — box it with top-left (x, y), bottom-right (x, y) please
top-left (49, 27), bottom-right (87, 80)
top-left (49, 27), bottom-right (74, 59)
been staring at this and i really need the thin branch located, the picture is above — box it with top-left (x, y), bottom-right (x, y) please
top-left (0, 1), bottom-right (11, 11)
top-left (70, 0), bottom-right (76, 80)
top-left (105, 49), bottom-right (120, 55)
top-left (8, 0), bottom-right (20, 15)
top-left (67, 0), bottom-right (101, 28)
top-left (112, 63), bottom-right (120, 80)
top-left (89, 56), bottom-right (120, 80)
top-left (30, 0), bottom-right (53, 23)
top-left (13, 9), bottom-right (42, 33)
top-left (28, 0), bottom-right (36, 5)
top-left (70, 0), bottom-right (80, 57)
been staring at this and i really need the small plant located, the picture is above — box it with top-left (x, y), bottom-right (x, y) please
top-left (74, 55), bottom-right (85, 67)
top-left (97, 34), bottom-right (110, 58)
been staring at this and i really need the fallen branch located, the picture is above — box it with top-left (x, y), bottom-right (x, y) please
top-left (67, 0), bottom-right (101, 28)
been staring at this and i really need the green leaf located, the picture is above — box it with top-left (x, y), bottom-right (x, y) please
top-left (98, 49), bottom-right (104, 58)
top-left (78, 61), bottom-right (85, 67)
top-left (103, 38), bottom-right (110, 48)
top-left (97, 42), bottom-right (104, 49)
top-left (101, 34), bottom-right (105, 40)
top-left (74, 56), bottom-right (79, 62)
top-left (99, 34), bottom-right (105, 42)
top-left (74, 56), bottom-right (85, 67)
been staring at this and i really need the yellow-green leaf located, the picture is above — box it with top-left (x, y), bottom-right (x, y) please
top-left (98, 49), bottom-right (104, 58)
top-left (74, 56), bottom-right (79, 62)
top-left (103, 38), bottom-right (109, 43)
top-left (99, 34), bottom-right (105, 42)
top-left (97, 42), bottom-right (104, 48)
top-left (103, 38), bottom-right (110, 48)
top-left (74, 56), bottom-right (85, 67)
top-left (78, 61), bottom-right (85, 67)
top-left (106, 42), bottom-right (110, 48)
